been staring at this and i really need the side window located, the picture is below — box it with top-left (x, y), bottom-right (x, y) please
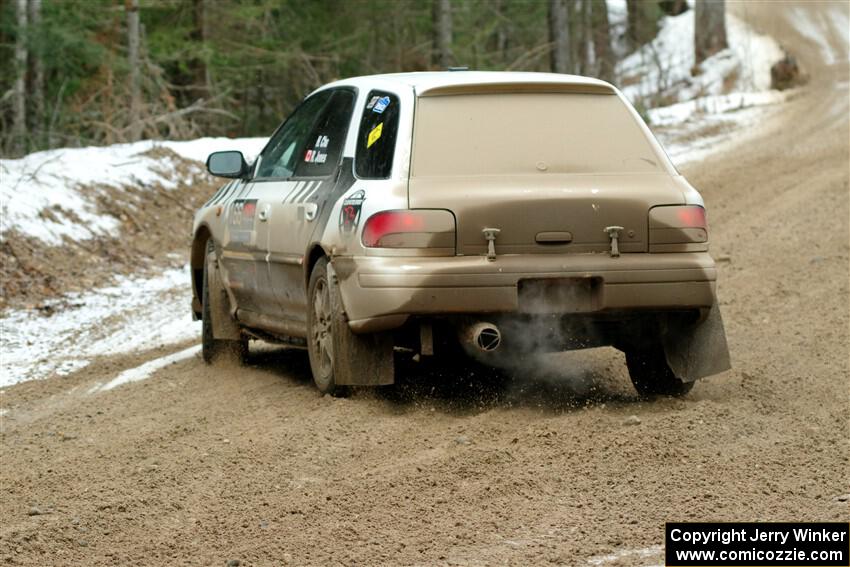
top-left (355, 90), bottom-right (400, 179)
top-left (254, 90), bottom-right (332, 179)
top-left (294, 89), bottom-right (356, 178)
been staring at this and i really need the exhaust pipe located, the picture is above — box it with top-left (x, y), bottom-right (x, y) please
top-left (461, 322), bottom-right (502, 352)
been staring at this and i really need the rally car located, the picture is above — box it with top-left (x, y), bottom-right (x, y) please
top-left (191, 71), bottom-right (731, 396)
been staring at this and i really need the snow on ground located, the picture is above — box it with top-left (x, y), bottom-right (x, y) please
top-left (611, 5), bottom-right (790, 168)
top-left (0, 137), bottom-right (266, 245)
top-left (790, 4), bottom-right (850, 67)
top-left (89, 345), bottom-right (201, 393)
top-left (0, 268), bottom-right (199, 388)
top-left (586, 544), bottom-right (663, 566)
top-left (617, 8), bottom-right (784, 105)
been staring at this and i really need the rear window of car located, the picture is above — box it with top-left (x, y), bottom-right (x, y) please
top-left (355, 91), bottom-right (400, 179)
top-left (411, 93), bottom-right (662, 177)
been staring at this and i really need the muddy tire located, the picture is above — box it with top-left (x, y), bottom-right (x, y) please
top-left (307, 258), bottom-right (393, 396)
top-left (202, 241), bottom-right (247, 364)
top-left (625, 346), bottom-right (694, 397)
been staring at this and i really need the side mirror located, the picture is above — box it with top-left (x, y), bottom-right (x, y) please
top-left (206, 150), bottom-right (248, 178)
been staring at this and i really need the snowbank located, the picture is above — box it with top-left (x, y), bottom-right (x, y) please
top-left (609, 4), bottom-right (789, 167)
top-left (790, 4), bottom-right (849, 67)
top-left (617, 9), bottom-right (784, 105)
top-left (0, 268), bottom-right (199, 387)
top-left (0, 137), bottom-right (266, 245)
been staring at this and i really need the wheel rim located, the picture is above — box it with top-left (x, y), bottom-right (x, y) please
top-left (311, 277), bottom-right (333, 379)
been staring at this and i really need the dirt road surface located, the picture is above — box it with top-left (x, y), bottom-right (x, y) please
top-left (2, 3), bottom-right (848, 565)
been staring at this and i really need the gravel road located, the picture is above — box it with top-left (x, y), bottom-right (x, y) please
top-left (1, 3), bottom-right (847, 565)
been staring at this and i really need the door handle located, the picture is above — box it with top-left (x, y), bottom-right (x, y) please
top-left (258, 204), bottom-right (270, 222)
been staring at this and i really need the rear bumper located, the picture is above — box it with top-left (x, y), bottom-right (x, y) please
top-left (333, 252), bottom-right (717, 332)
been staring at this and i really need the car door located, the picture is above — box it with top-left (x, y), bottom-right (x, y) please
top-left (246, 90), bottom-right (335, 319)
top-left (217, 175), bottom-right (265, 314)
top-left (265, 88), bottom-right (357, 323)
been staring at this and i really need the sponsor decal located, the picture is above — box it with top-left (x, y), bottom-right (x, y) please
top-left (315, 135), bottom-right (330, 148)
top-left (367, 122), bottom-right (383, 148)
top-left (228, 199), bottom-right (258, 243)
top-left (372, 96), bottom-right (390, 114)
top-left (304, 149), bottom-right (328, 164)
top-left (339, 189), bottom-right (365, 233)
top-left (365, 95), bottom-right (380, 109)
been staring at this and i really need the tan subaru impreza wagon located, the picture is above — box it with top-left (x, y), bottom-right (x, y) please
top-left (191, 71), bottom-right (730, 396)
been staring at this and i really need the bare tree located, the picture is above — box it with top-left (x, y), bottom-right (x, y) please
top-left (625, 0), bottom-right (640, 48)
top-left (490, 0), bottom-right (510, 66)
top-left (432, 0), bottom-right (453, 69)
top-left (548, 0), bottom-right (570, 73)
top-left (127, 0), bottom-right (142, 141)
top-left (626, 0), bottom-right (657, 49)
top-left (13, 0), bottom-right (28, 155)
top-left (593, 0), bottom-right (614, 81)
top-left (578, 0), bottom-right (594, 75)
top-left (694, 0), bottom-right (727, 65)
top-left (191, 0), bottom-right (210, 96)
top-left (28, 0), bottom-right (44, 146)
top-left (660, 0), bottom-right (688, 16)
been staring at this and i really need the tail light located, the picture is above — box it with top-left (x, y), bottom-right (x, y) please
top-left (648, 205), bottom-right (708, 252)
top-left (362, 209), bottom-right (455, 255)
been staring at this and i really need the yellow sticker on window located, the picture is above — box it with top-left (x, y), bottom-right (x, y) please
top-left (367, 122), bottom-right (383, 148)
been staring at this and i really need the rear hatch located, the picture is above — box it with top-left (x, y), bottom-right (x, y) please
top-left (408, 89), bottom-right (684, 255)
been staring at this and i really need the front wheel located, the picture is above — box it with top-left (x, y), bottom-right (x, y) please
top-left (202, 240), bottom-right (248, 364)
top-left (625, 346), bottom-right (694, 397)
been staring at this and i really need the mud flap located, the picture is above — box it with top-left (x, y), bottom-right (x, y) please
top-left (662, 304), bottom-right (731, 382)
top-left (207, 251), bottom-right (241, 341)
top-left (328, 263), bottom-right (395, 386)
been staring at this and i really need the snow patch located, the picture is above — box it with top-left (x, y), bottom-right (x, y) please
top-left (0, 268), bottom-right (200, 387)
top-left (790, 6), bottom-right (848, 66)
top-left (587, 544), bottom-right (663, 566)
top-left (0, 137), bottom-right (266, 245)
top-left (90, 345), bottom-right (200, 393)
top-left (617, 9), bottom-right (784, 105)
top-left (612, 5), bottom-right (791, 168)
top-left (647, 90), bottom-right (787, 127)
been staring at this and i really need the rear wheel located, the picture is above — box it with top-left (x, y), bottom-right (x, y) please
top-left (307, 257), bottom-right (393, 395)
top-left (202, 241), bottom-right (247, 364)
top-left (306, 261), bottom-right (340, 395)
top-left (625, 346), bottom-right (694, 397)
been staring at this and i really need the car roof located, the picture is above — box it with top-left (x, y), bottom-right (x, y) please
top-left (318, 71), bottom-right (616, 97)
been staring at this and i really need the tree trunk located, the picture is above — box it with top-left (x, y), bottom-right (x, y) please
top-left (694, 0), bottom-right (727, 65)
top-left (191, 0), bottom-right (210, 96)
top-left (578, 0), bottom-right (594, 75)
top-left (491, 0), bottom-right (509, 66)
top-left (127, 0), bottom-right (142, 141)
top-left (548, 0), bottom-right (569, 74)
top-left (28, 0), bottom-right (44, 147)
top-left (626, 0), bottom-right (659, 49)
top-left (432, 0), bottom-right (453, 69)
top-left (568, 0), bottom-right (581, 74)
top-left (12, 0), bottom-right (28, 155)
top-left (593, 0), bottom-right (614, 81)
top-left (626, 0), bottom-right (639, 48)
top-left (660, 0), bottom-right (689, 16)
